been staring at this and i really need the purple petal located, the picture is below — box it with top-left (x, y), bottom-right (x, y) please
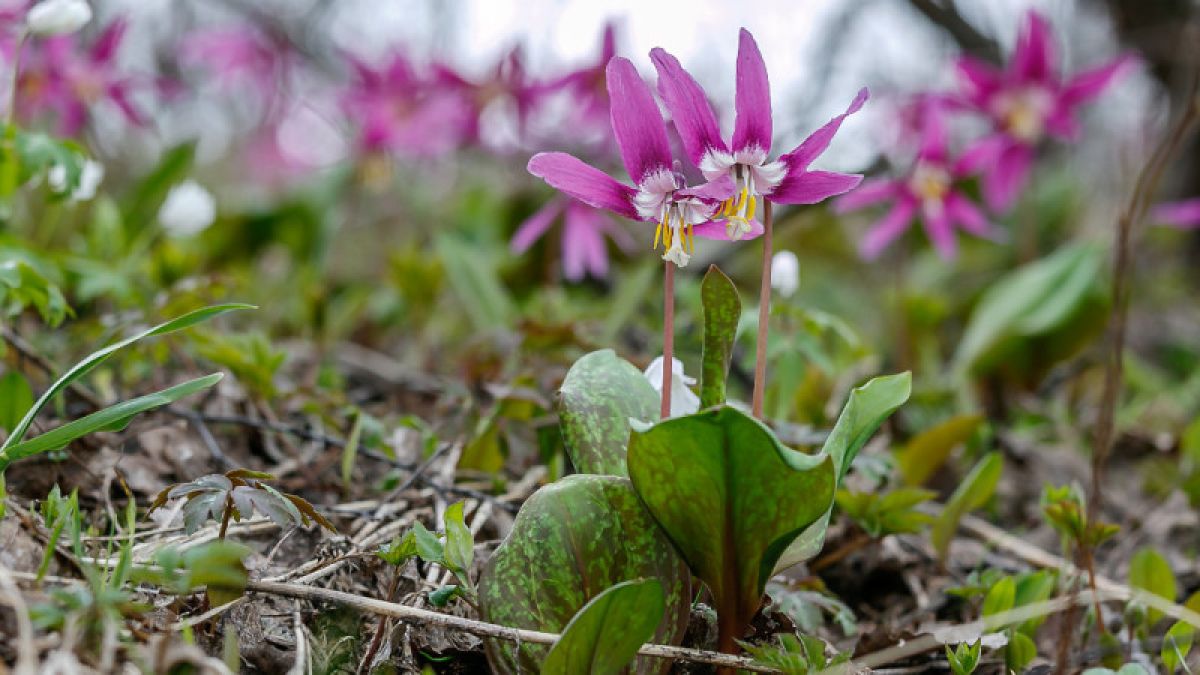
top-left (770, 170), bottom-right (863, 206)
top-left (606, 57), bottom-right (673, 184)
top-left (567, 207), bottom-right (612, 278)
top-left (650, 47), bottom-right (727, 167)
top-left (1061, 54), bottom-right (1137, 106)
top-left (511, 200), bottom-right (563, 253)
top-left (600, 23), bottom-right (617, 62)
top-left (90, 18), bottom-right (128, 64)
top-left (945, 193), bottom-right (992, 237)
top-left (1014, 11), bottom-right (1058, 84)
top-left (1043, 102), bottom-right (1082, 141)
top-left (527, 152), bottom-right (640, 219)
top-left (784, 88), bottom-right (868, 171)
top-left (561, 210), bottom-right (589, 281)
top-left (1152, 199), bottom-right (1200, 229)
top-left (860, 199), bottom-right (916, 259)
top-left (953, 133), bottom-right (1009, 177)
top-left (955, 56), bottom-right (1003, 106)
top-left (693, 218), bottom-right (764, 241)
top-left (731, 29), bottom-right (772, 155)
top-left (676, 174), bottom-right (736, 201)
top-left (835, 178), bottom-right (900, 213)
top-left (982, 142), bottom-right (1034, 212)
top-left (922, 204), bottom-right (958, 259)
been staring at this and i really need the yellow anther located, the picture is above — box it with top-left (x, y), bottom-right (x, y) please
top-left (654, 218), bottom-right (664, 250)
top-left (687, 221), bottom-right (694, 253)
top-left (746, 195), bottom-right (758, 222)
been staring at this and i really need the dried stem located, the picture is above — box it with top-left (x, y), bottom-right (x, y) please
top-left (751, 201), bottom-right (774, 419)
top-left (661, 261), bottom-right (675, 419)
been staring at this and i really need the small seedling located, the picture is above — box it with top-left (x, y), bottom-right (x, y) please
top-left (149, 468), bottom-right (335, 539)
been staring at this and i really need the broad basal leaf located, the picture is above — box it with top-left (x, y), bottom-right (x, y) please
top-left (774, 372), bottom-right (912, 572)
top-left (700, 265), bottom-right (740, 409)
top-left (557, 350), bottom-right (658, 476)
top-left (542, 579), bottom-right (665, 675)
top-left (627, 406), bottom-right (835, 651)
top-left (479, 475), bottom-right (690, 675)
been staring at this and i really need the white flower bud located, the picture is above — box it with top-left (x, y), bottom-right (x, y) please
top-left (643, 356), bottom-right (700, 418)
top-left (771, 250), bottom-right (799, 297)
top-left (26, 0), bottom-right (92, 36)
top-left (159, 180), bottom-right (216, 238)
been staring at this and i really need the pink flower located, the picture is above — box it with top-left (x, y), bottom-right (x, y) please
top-left (533, 23), bottom-right (617, 141)
top-left (433, 45), bottom-right (540, 147)
top-left (1151, 199), bottom-right (1200, 230)
top-left (837, 104), bottom-right (994, 260)
top-left (527, 57), bottom-right (735, 269)
top-left (510, 196), bottom-right (636, 281)
top-left (651, 29), bottom-right (867, 240)
top-left (13, 17), bottom-right (148, 135)
top-left (953, 10), bottom-right (1135, 211)
top-left (181, 25), bottom-right (294, 96)
top-left (340, 51), bottom-right (474, 159)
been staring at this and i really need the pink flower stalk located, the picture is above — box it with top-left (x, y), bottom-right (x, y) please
top-left (837, 104), bottom-right (994, 260)
top-left (953, 10), bottom-right (1135, 211)
top-left (510, 196), bottom-right (636, 281)
top-left (527, 57), bottom-right (735, 269)
top-left (1151, 199), bottom-right (1200, 230)
top-left (340, 51), bottom-right (474, 159)
top-left (650, 29), bottom-right (867, 240)
top-left (12, 17), bottom-right (147, 135)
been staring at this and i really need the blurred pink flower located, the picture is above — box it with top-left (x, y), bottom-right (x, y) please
top-left (433, 45), bottom-right (539, 146)
top-left (340, 51), bottom-right (473, 159)
top-left (651, 29), bottom-right (866, 241)
top-left (837, 104), bottom-right (994, 260)
top-left (13, 17), bottom-right (148, 135)
top-left (535, 23), bottom-right (616, 137)
top-left (182, 25), bottom-right (294, 96)
top-left (527, 57), bottom-right (735, 269)
top-left (1151, 199), bottom-right (1200, 230)
top-left (953, 10), bottom-right (1135, 211)
top-left (510, 196), bottom-right (635, 281)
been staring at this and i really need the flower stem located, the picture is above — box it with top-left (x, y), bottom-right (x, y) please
top-left (661, 260), bottom-right (674, 419)
top-left (751, 201), bottom-right (773, 419)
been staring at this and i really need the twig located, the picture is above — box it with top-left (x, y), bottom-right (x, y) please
top-left (172, 408), bottom-right (237, 471)
top-left (751, 202), bottom-right (773, 419)
top-left (242, 579), bottom-right (780, 672)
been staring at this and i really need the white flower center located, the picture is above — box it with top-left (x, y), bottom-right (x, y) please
top-left (700, 146), bottom-right (786, 241)
top-left (907, 161), bottom-right (951, 214)
top-left (992, 87), bottom-right (1054, 144)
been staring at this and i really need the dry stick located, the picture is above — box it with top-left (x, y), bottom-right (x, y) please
top-left (751, 201), bottom-right (774, 419)
top-left (242, 579), bottom-right (778, 673)
top-left (661, 261), bottom-right (675, 419)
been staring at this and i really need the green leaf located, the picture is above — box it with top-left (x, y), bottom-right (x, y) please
top-left (1005, 631), bottom-right (1037, 672)
top-left (981, 576), bottom-right (1015, 617)
top-left (412, 522), bottom-right (444, 565)
top-left (1014, 571), bottom-right (1056, 634)
top-left (774, 372), bottom-right (912, 572)
top-left (0, 371), bottom-right (34, 433)
top-left (435, 234), bottom-right (515, 330)
top-left (1129, 547), bottom-right (1177, 626)
top-left (946, 640), bottom-right (982, 675)
top-left (1162, 620), bottom-right (1194, 673)
top-left (0, 374), bottom-right (223, 470)
top-left (699, 265), bottom-right (740, 409)
top-left (931, 452), bottom-right (1004, 561)
top-left (0, 303), bottom-right (252, 457)
top-left (895, 414), bottom-right (983, 486)
top-left (953, 244), bottom-right (1108, 380)
top-left (557, 350), bottom-right (659, 476)
top-left (627, 405), bottom-right (835, 648)
top-left (443, 501), bottom-right (474, 579)
top-left (378, 532), bottom-right (418, 566)
top-left (340, 409), bottom-right (364, 486)
top-left (429, 584), bottom-right (463, 607)
top-left (542, 579), bottom-right (665, 675)
top-left (123, 141), bottom-right (196, 233)
top-left (478, 475), bottom-right (690, 675)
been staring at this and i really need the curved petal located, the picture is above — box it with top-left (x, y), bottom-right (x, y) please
top-left (651, 47), bottom-right (727, 167)
top-left (921, 204), bottom-right (957, 259)
top-left (1015, 10), bottom-right (1058, 84)
top-left (955, 56), bottom-right (1003, 107)
top-left (982, 142), bottom-right (1034, 212)
top-left (560, 209), bottom-right (591, 281)
top-left (510, 199), bottom-right (563, 253)
top-left (527, 152), bottom-right (640, 219)
top-left (676, 174), bottom-right (736, 201)
top-left (1043, 103), bottom-right (1081, 141)
top-left (784, 88), bottom-right (868, 171)
top-left (770, 170), bottom-right (862, 206)
top-left (944, 193), bottom-right (992, 238)
top-left (1152, 199), bottom-right (1200, 229)
top-left (953, 133), bottom-right (1009, 177)
top-left (606, 57), bottom-right (673, 184)
top-left (692, 218), bottom-right (764, 241)
top-left (731, 29), bottom-right (772, 155)
top-left (1061, 53), bottom-right (1136, 106)
top-left (860, 199), bottom-right (916, 259)
top-left (835, 178), bottom-right (901, 212)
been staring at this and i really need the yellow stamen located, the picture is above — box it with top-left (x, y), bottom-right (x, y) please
top-left (654, 217), bottom-right (664, 250)
top-left (746, 195), bottom-right (757, 222)
top-left (687, 220), bottom-right (694, 253)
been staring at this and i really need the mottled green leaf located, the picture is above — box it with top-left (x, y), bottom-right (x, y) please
top-left (1129, 547), bottom-right (1177, 626)
top-left (627, 406), bottom-right (835, 649)
top-left (774, 372), bottom-right (912, 572)
top-left (479, 475), bottom-right (690, 675)
top-left (896, 414), bottom-right (983, 486)
top-left (932, 453), bottom-right (1004, 561)
top-left (700, 265), bottom-right (740, 409)
top-left (557, 350), bottom-right (659, 476)
top-left (543, 579), bottom-right (665, 675)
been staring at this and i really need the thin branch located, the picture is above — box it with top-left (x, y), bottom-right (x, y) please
top-left (906, 0), bottom-right (1001, 63)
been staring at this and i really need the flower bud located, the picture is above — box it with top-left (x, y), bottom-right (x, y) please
top-left (26, 0), bottom-right (92, 36)
top-left (771, 250), bottom-right (799, 297)
top-left (159, 180), bottom-right (216, 238)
